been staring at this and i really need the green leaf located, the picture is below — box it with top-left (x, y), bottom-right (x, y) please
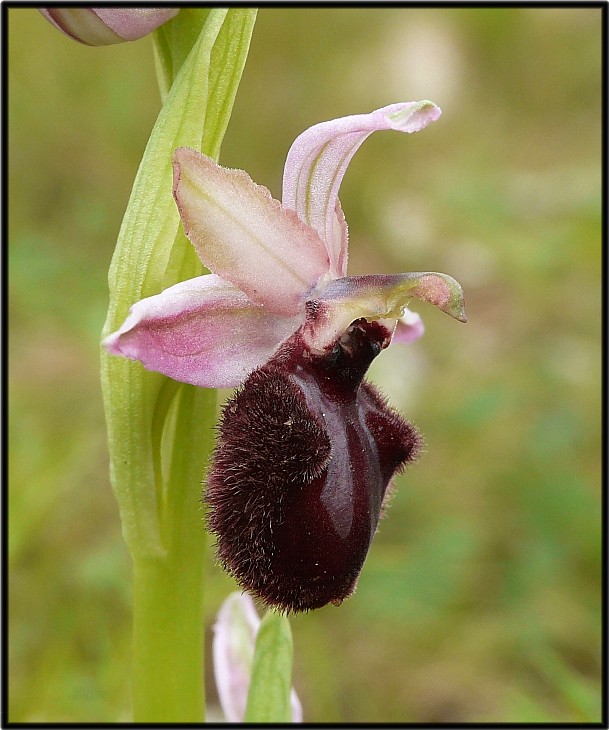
top-left (203, 9), bottom-right (259, 162)
top-left (152, 9), bottom-right (211, 100)
top-left (244, 611), bottom-right (295, 723)
top-left (100, 7), bottom-right (257, 559)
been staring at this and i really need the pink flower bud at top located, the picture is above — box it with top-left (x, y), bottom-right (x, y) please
top-left (207, 318), bottom-right (422, 613)
top-left (39, 8), bottom-right (179, 46)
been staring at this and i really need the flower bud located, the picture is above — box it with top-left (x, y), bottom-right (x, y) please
top-left (39, 8), bottom-right (179, 46)
top-left (213, 592), bottom-right (303, 722)
top-left (207, 319), bottom-right (421, 613)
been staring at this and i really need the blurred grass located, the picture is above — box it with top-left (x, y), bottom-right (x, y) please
top-left (8, 6), bottom-right (602, 723)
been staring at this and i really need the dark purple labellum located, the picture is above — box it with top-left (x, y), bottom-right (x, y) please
top-left (206, 318), bottom-right (421, 613)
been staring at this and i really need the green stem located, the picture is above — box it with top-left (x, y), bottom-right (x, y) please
top-left (132, 384), bottom-right (216, 722)
top-left (132, 558), bottom-right (205, 722)
top-left (100, 9), bottom-right (255, 721)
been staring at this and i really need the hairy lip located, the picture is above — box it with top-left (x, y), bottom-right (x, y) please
top-left (206, 320), bottom-right (421, 613)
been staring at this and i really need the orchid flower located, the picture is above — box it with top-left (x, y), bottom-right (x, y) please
top-left (39, 8), bottom-right (179, 46)
top-left (103, 102), bottom-right (466, 613)
top-left (213, 592), bottom-right (302, 722)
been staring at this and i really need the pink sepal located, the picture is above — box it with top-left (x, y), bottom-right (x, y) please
top-left (102, 275), bottom-right (301, 388)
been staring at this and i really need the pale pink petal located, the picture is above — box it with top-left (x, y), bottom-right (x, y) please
top-left (102, 275), bottom-right (302, 388)
top-left (392, 309), bottom-right (425, 344)
top-left (213, 593), bottom-right (259, 723)
top-left (93, 8), bottom-right (179, 40)
top-left (39, 8), bottom-right (178, 45)
top-left (213, 593), bottom-right (303, 723)
top-left (173, 148), bottom-right (330, 316)
top-left (375, 308), bottom-right (425, 347)
top-left (304, 271), bottom-right (465, 352)
top-left (282, 101), bottom-right (442, 278)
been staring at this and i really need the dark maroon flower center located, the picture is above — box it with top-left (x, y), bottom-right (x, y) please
top-left (206, 319), bottom-right (421, 612)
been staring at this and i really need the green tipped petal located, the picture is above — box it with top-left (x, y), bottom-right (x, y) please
top-left (408, 272), bottom-right (467, 322)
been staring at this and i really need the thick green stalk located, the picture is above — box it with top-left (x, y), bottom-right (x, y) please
top-left (100, 8), bottom-right (256, 721)
top-left (132, 560), bottom-right (206, 721)
top-left (132, 384), bottom-right (216, 722)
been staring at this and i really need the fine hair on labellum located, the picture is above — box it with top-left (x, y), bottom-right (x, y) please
top-left (206, 319), bottom-right (422, 613)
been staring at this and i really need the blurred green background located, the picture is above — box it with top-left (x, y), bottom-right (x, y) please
top-left (8, 7), bottom-right (602, 723)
